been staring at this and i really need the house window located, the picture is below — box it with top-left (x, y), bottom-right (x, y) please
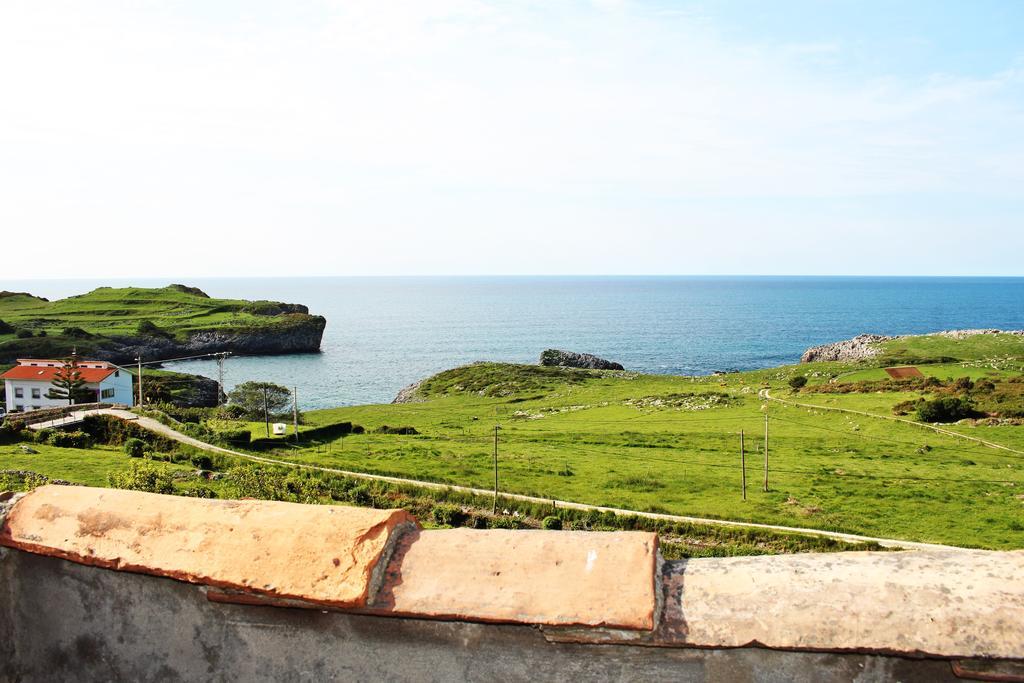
top-left (31, 405), bottom-right (40, 411)
top-left (31, 388), bottom-right (41, 399)
top-left (115, 370), bottom-right (120, 377)
top-left (15, 404), bottom-right (24, 411)
top-left (101, 388), bottom-right (115, 399)
top-left (14, 388), bottom-right (23, 398)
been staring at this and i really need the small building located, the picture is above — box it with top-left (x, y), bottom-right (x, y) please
top-left (1, 358), bottom-right (133, 412)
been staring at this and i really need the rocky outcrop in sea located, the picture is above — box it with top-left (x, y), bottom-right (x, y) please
top-left (800, 329), bottom-right (1024, 363)
top-left (539, 349), bottom-right (624, 371)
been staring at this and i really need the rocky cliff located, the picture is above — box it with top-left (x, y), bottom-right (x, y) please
top-left (539, 349), bottom-right (624, 371)
top-left (800, 329), bottom-right (1024, 363)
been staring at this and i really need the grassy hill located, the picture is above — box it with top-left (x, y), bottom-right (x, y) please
top-left (242, 333), bottom-right (1024, 549)
top-left (0, 285), bottom-right (325, 363)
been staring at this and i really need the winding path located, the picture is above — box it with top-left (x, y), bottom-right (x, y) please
top-left (68, 407), bottom-right (969, 552)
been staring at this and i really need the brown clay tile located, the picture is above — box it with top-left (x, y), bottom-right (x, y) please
top-left (369, 528), bottom-right (658, 630)
top-left (0, 485), bottom-right (417, 608)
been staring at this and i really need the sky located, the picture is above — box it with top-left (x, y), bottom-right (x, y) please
top-left (0, 0), bottom-right (1022, 278)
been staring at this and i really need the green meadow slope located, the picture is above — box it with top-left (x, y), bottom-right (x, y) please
top-left (249, 332), bottom-right (1024, 549)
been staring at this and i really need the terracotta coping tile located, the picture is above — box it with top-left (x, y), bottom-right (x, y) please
top-left (644, 550), bottom-right (1024, 659)
top-left (367, 528), bottom-right (659, 630)
top-left (0, 485), bottom-right (417, 608)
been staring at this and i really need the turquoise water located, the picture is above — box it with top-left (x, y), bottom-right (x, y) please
top-left (6, 276), bottom-right (1024, 409)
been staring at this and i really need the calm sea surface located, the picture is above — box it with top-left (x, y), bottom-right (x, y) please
top-left (5, 277), bottom-right (1024, 409)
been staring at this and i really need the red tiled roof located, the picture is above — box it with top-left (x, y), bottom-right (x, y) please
top-left (1, 365), bottom-right (117, 383)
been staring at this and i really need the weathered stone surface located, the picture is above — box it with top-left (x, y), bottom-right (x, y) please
top-left (659, 550), bottom-right (1024, 659)
top-left (370, 528), bottom-right (657, 629)
top-left (540, 349), bottom-right (625, 371)
top-left (0, 485), bottom-right (417, 608)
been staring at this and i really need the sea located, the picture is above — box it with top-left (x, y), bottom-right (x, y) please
top-left (4, 276), bottom-right (1024, 410)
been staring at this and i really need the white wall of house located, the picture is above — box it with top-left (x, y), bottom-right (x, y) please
top-left (4, 379), bottom-right (83, 411)
top-left (3, 366), bottom-right (134, 412)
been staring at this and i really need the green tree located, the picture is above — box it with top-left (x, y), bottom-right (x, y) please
top-left (788, 376), bottom-right (808, 390)
top-left (227, 381), bottom-right (292, 419)
top-left (46, 355), bottom-right (93, 405)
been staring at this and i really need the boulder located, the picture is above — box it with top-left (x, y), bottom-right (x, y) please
top-left (539, 349), bottom-right (624, 371)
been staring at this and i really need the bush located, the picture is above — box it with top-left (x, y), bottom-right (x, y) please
top-left (228, 465), bottom-right (289, 501)
top-left (124, 438), bottom-right (146, 458)
top-left (15, 329), bottom-right (33, 339)
top-left (489, 515), bottom-right (522, 529)
top-left (61, 326), bottom-right (92, 338)
top-left (48, 430), bottom-right (93, 448)
top-left (788, 376), bottom-right (808, 390)
top-left (0, 319), bottom-right (14, 334)
top-left (181, 486), bottom-right (218, 499)
top-left (190, 453), bottom-right (214, 470)
top-left (374, 425), bottom-right (420, 435)
top-left (36, 330), bottom-right (47, 337)
top-left (216, 429), bottom-right (251, 445)
top-left (541, 516), bottom-right (562, 530)
top-left (33, 428), bottom-right (55, 443)
top-left (916, 397), bottom-right (976, 423)
top-left (107, 463), bottom-right (175, 494)
top-left (430, 503), bottom-right (466, 527)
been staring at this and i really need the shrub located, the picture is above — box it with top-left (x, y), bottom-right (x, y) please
top-left (541, 516), bottom-right (562, 530)
top-left (430, 503), bottom-right (466, 527)
top-left (951, 377), bottom-right (975, 392)
top-left (788, 376), bottom-right (808, 390)
top-left (917, 397), bottom-right (976, 423)
top-left (216, 429), bottom-right (251, 445)
top-left (465, 514), bottom-right (490, 529)
top-left (36, 330), bottom-right (47, 337)
top-left (124, 438), bottom-right (146, 458)
top-left (15, 329), bottom-right (33, 339)
top-left (0, 319), bottom-right (14, 334)
top-left (284, 470), bottom-right (329, 504)
top-left (61, 326), bottom-right (92, 338)
top-left (48, 431), bottom-right (93, 448)
top-left (190, 453), bottom-right (214, 470)
top-left (228, 465), bottom-right (289, 501)
top-left (374, 425), bottom-right (420, 435)
top-left (33, 428), bottom-right (55, 443)
top-left (489, 516), bottom-right (522, 529)
top-left (107, 463), bottom-right (175, 494)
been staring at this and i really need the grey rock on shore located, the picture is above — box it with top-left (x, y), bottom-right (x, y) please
top-left (800, 329), bottom-right (1024, 363)
top-left (540, 349), bottom-right (624, 371)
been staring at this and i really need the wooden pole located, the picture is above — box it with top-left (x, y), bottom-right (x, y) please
top-left (740, 428), bottom-right (746, 500)
top-left (292, 386), bottom-right (299, 442)
top-left (492, 424), bottom-right (499, 514)
top-left (263, 387), bottom-right (270, 438)
top-left (136, 356), bottom-right (143, 407)
top-left (763, 412), bottom-right (769, 492)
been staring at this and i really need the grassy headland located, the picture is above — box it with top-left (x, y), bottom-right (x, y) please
top-left (0, 284), bottom-right (325, 364)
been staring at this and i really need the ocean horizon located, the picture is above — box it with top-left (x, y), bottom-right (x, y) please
top-left (4, 275), bottom-right (1024, 409)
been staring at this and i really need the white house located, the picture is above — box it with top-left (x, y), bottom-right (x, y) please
top-left (1, 358), bottom-right (134, 412)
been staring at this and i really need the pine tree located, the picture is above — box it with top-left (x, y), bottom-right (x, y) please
top-left (47, 354), bottom-right (92, 406)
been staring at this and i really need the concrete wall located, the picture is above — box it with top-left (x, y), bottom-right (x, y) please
top-left (0, 548), bottom-right (961, 683)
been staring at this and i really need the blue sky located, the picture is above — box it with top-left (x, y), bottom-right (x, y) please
top-left (0, 1), bottom-right (1021, 277)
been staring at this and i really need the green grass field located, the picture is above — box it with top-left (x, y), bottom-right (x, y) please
top-left (5, 331), bottom-right (1024, 550)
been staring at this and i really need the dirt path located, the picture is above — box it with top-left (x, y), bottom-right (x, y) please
top-left (760, 389), bottom-right (1024, 456)
top-left (81, 408), bottom-right (967, 552)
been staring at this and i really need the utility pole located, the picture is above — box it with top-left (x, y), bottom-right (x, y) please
top-left (740, 429), bottom-right (746, 500)
top-left (135, 356), bottom-right (143, 407)
top-left (492, 424), bottom-right (500, 514)
top-left (263, 386), bottom-right (270, 438)
top-left (216, 353), bottom-right (227, 405)
top-left (292, 386), bottom-right (299, 442)
top-left (763, 412), bottom-right (769, 492)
